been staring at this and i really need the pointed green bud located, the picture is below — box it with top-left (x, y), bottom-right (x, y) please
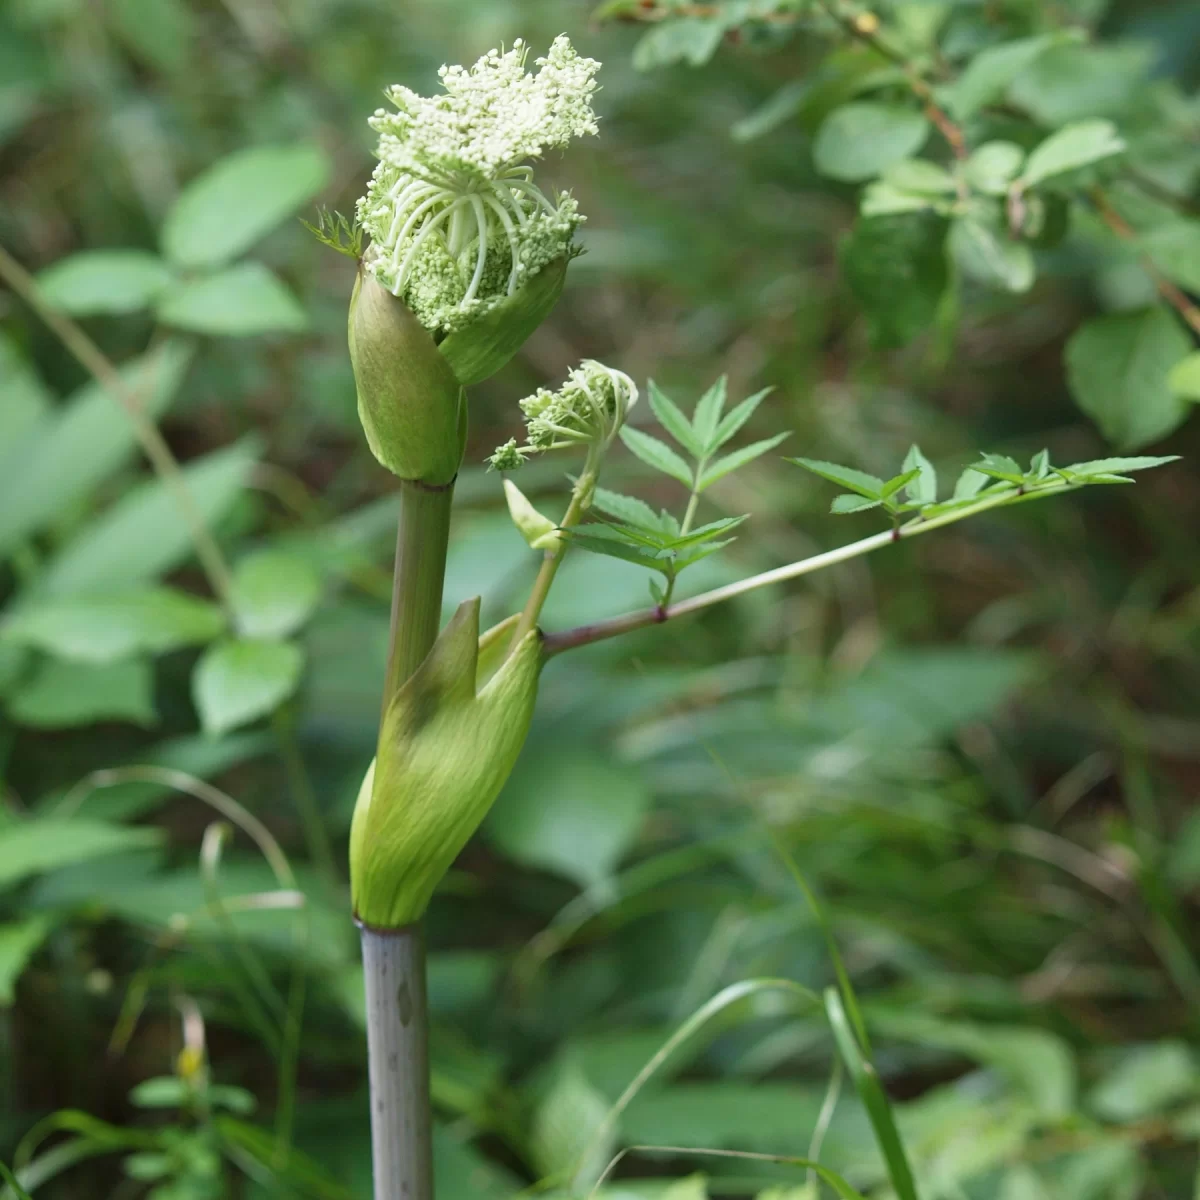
top-left (350, 598), bottom-right (541, 928)
top-left (504, 478), bottom-right (561, 550)
top-left (437, 255), bottom-right (569, 388)
top-left (348, 268), bottom-right (467, 485)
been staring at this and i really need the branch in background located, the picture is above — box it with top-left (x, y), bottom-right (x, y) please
top-left (1091, 188), bottom-right (1200, 338)
top-left (604, 0), bottom-right (969, 161)
top-left (1124, 169), bottom-right (1200, 220)
top-left (814, 0), bottom-right (968, 160)
top-left (0, 243), bottom-right (237, 611)
top-left (602, 2), bottom-right (805, 26)
top-left (543, 478), bottom-right (1088, 656)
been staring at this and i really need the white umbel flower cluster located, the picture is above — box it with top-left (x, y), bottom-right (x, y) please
top-left (488, 360), bottom-right (638, 470)
top-left (357, 36), bottom-right (600, 335)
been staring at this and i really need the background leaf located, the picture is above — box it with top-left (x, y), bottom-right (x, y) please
top-left (1021, 119), bottom-right (1125, 185)
top-left (949, 34), bottom-right (1062, 118)
top-left (231, 551), bottom-right (321, 639)
top-left (950, 217), bottom-right (1035, 293)
top-left (34, 439), bottom-right (259, 598)
top-left (814, 104), bottom-right (930, 183)
top-left (157, 262), bottom-right (307, 336)
top-left (841, 215), bottom-right (948, 348)
top-left (107, 0), bottom-right (197, 72)
top-left (193, 637), bottom-right (304, 735)
top-left (36, 250), bottom-right (173, 315)
top-left (488, 751), bottom-right (650, 888)
top-left (965, 142), bottom-right (1026, 196)
top-left (7, 658), bottom-right (157, 728)
top-left (1168, 351), bottom-right (1200, 400)
top-left (160, 143), bottom-right (331, 269)
top-left (0, 820), bottom-right (160, 890)
top-left (0, 341), bottom-right (192, 555)
top-left (1140, 221), bottom-right (1200, 296)
top-left (632, 19), bottom-right (725, 71)
top-left (1, 589), bottom-right (222, 664)
top-left (1088, 1042), bottom-right (1198, 1122)
top-left (1065, 307), bottom-right (1192, 448)
top-left (0, 917), bottom-right (52, 1006)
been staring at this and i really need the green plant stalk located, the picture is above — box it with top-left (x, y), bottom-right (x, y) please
top-left (363, 476), bottom-right (455, 1200)
top-left (361, 922), bottom-right (433, 1200)
top-left (543, 478), bottom-right (1084, 655)
top-left (379, 481), bottom-right (456, 711)
top-left (0, 243), bottom-right (236, 613)
top-left (274, 710), bottom-right (339, 893)
top-left (660, 478), bottom-right (702, 608)
top-left (509, 467), bottom-right (595, 650)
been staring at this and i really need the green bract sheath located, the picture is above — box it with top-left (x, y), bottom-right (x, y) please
top-left (348, 269), bottom-right (466, 485)
top-left (350, 599), bottom-right (541, 928)
top-left (438, 255), bottom-right (568, 387)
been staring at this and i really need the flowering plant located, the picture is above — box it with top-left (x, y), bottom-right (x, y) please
top-left (357, 36), bottom-right (599, 335)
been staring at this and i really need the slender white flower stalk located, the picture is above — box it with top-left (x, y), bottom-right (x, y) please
top-left (357, 37), bottom-right (600, 335)
top-left (488, 359), bottom-right (638, 471)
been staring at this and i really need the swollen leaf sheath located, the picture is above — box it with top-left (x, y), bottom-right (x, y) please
top-left (350, 599), bottom-right (541, 928)
top-left (348, 269), bottom-right (466, 485)
top-left (438, 256), bottom-right (568, 388)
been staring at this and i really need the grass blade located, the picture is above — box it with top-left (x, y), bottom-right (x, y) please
top-left (0, 1162), bottom-right (33, 1200)
top-left (572, 977), bottom-right (821, 1189)
top-left (587, 1145), bottom-right (869, 1200)
top-left (771, 839), bottom-right (871, 1053)
top-left (825, 988), bottom-right (920, 1200)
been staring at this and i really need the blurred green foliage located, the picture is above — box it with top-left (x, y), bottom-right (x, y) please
top-left (2, 0), bottom-right (1200, 1197)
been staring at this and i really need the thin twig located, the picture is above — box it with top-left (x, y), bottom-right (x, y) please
top-left (604, 0), bottom-right (969, 162)
top-left (1123, 169), bottom-right (1200, 219)
top-left (1091, 188), bottom-right (1200, 337)
top-left (605, 2), bottom-right (804, 26)
top-left (0, 243), bottom-right (237, 610)
top-left (509, 472), bottom-right (594, 653)
top-left (815, 0), bottom-right (968, 160)
top-left (542, 480), bottom-right (1083, 655)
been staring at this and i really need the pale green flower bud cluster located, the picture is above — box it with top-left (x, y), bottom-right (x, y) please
top-left (488, 359), bottom-right (638, 470)
top-left (356, 36), bottom-right (600, 336)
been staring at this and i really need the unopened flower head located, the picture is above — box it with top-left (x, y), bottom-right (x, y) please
top-left (357, 36), bottom-right (600, 335)
top-left (488, 359), bottom-right (637, 469)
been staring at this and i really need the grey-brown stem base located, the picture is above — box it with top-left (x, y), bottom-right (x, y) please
top-left (360, 924), bottom-right (433, 1200)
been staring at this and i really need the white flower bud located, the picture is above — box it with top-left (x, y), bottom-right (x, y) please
top-left (355, 36), bottom-right (600, 339)
top-left (497, 360), bottom-right (638, 467)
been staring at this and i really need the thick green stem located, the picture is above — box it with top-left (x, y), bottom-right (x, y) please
top-left (366, 475), bottom-right (455, 1200)
top-left (381, 480), bottom-right (455, 714)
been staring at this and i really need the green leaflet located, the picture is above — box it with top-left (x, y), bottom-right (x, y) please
top-left (349, 599), bottom-right (542, 928)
